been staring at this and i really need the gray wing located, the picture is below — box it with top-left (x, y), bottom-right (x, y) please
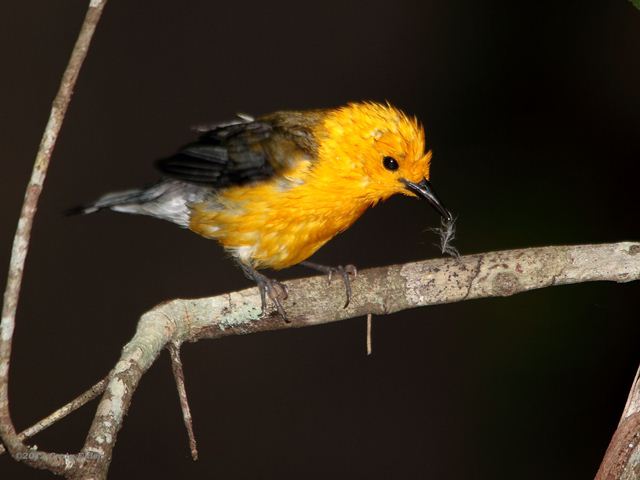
top-left (155, 111), bottom-right (322, 189)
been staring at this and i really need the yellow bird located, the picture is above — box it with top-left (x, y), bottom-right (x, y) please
top-left (74, 102), bottom-right (452, 319)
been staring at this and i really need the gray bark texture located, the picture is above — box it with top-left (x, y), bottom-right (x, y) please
top-left (74, 241), bottom-right (638, 479)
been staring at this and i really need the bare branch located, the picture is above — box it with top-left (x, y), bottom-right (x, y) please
top-left (1, 241), bottom-right (638, 478)
top-left (0, 377), bottom-right (107, 457)
top-left (168, 342), bottom-right (198, 461)
top-left (0, 0), bottom-right (108, 475)
top-left (71, 241), bottom-right (638, 479)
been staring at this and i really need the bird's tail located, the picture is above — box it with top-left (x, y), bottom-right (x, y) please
top-left (66, 188), bottom-right (149, 216)
top-left (67, 180), bottom-right (209, 228)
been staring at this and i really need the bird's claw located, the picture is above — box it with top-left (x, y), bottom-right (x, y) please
top-left (258, 277), bottom-right (289, 321)
top-left (332, 264), bottom-right (356, 308)
top-left (242, 265), bottom-right (289, 322)
top-left (302, 262), bottom-right (357, 309)
top-left (327, 265), bottom-right (355, 283)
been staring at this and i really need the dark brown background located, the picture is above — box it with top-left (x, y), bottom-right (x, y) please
top-left (1, 1), bottom-right (639, 478)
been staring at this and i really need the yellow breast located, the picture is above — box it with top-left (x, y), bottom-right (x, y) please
top-left (189, 160), bottom-right (370, 269)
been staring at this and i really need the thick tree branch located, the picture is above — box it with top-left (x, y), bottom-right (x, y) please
top-left (69, 241), bottom-right (637, 479)
top-left (0, 0), bottom-right (108, 475)
top-left (1, 241), bottom-right (638, 478)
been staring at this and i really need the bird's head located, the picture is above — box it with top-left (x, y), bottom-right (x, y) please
top-left (317, 102), bottom-right (451, 221)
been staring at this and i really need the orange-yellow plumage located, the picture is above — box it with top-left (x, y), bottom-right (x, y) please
top-left (79, 100), bottom-right (451, 318)
top-left (189, 102), bottom-right (432, 269)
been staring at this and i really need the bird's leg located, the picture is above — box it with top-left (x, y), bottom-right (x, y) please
top-left (241, 264), bottom-right (289, 321)
top-left (300, 261), bottom-right (357, 308)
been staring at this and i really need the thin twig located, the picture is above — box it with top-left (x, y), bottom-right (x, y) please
top-left (168, 342), bottom-right (198, 461)
top-left (0, 376), bottom-right (108, 456)
top-left (366, 313), bottom-right (372, 356)
top-left (0, 0), bottom-right (108, 475)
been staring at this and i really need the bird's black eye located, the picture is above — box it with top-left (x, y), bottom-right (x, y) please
top-left (383, 156), bottom-right (399, 171)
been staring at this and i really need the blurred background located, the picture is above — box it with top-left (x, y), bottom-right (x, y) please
top-left (1, 0), bottom-right (639, 478)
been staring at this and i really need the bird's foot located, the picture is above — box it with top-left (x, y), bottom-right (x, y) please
top-left (301, 261), bottom-right (357, 308)
top-left (242, 265), bottom-right (289, 321)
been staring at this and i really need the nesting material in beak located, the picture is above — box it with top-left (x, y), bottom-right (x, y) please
top-left (401, 178), bottom-right (459, 258)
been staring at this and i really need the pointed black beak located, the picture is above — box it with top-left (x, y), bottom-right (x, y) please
top-left (401, 178), bottom-right (452, 222)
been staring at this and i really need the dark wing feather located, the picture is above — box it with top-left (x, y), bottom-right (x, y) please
top-left (155, 121), bottom-right (274, 187)
top-left (155, 112), bottom-right (322, 189)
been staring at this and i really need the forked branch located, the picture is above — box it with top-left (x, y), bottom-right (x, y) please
top-left (0, 0), bottom-right (108, 475)
top-left (74, 241), bottom-right (639, 479)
